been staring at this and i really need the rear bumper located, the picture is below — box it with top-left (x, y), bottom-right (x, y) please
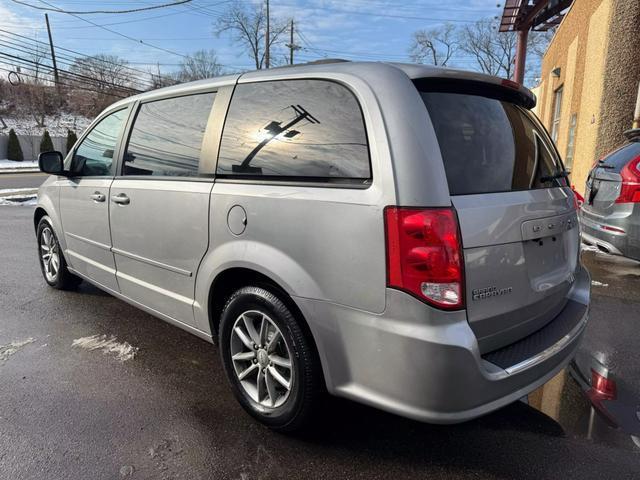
top-left (579, 209), bottom-right (640, 259)
top-left (580, 230), bottom-right (624, 255)
top-left (295, 265), bottom-right (590, 424)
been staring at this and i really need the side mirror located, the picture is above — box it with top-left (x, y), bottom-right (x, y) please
top-left (38, 151), bottom-right (64, 175)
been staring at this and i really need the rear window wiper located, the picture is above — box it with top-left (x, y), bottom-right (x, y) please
top-left (540, 170), bottom-right (569, 183)
top-left (597, 160), bottom-right (615, 169)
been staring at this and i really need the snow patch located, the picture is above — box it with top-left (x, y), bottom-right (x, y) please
top-left (0, 114), bottom-right (91, 137)
top-left (0, 187), bottom-right (37, 195)
top-left (0, 159), bottom-right (39, 170)
top-left (0, 338), bottom-right (35, 362)
top-left (591, 280), bottom-right (609, 287)
top-left (72, 334), bottom-right (138, 362)
top-left (0, 193), bottom-right (37, 206)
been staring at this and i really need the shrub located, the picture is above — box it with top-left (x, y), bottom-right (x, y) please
top-left (40, 130), bottom-right (54, 153)
top-left (65, 129), bottom-right (78, 154)
top-left (7, 128), bottom-right (23, 161)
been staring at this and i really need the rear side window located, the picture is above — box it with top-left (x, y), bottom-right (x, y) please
top-left (123, 92), bottom-right (216, 177)
top-left (420, 91), bottom-right (566, 195)
top-left (598, 143), bottom-right (640, 172)
top-left (217, 79), bottom-right (370, 182)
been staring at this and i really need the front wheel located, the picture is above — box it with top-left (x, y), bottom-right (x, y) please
top-left (37, 216), bottom-right (81, 290)
top-left (219, 286), bottom-right (322, 431)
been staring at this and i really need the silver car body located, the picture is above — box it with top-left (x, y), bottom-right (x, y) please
top-left (36, 61), bottom-right (590, 423)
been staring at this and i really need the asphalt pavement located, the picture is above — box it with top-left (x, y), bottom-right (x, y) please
top-left (0, 172), bottom-right (47, 190)
top-left (1, 205), bottom-right (639, 480)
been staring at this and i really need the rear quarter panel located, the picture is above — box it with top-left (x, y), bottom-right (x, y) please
top-left (193, 71), bottom-right (403, 333)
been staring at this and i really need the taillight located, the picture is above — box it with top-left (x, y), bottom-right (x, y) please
top-left (615, 154), bottom-right (640, 203)
top-left (571, 185), bottom-right (583, 209)
top-left (384, 207), bottom-right (464, 310)
top-left (590, 369), bottom-right (616, 400)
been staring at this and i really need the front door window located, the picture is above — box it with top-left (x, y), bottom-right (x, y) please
top-left (67, 109), bottom-right (128, 176)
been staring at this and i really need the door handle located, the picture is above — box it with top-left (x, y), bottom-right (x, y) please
top-left (90, 192), bottom-right (106, 203)
top-left (111, 193), bottom-right (130, 205)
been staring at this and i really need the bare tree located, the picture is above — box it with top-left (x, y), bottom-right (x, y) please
top-left (29, 41), bottom-right (48, 83)
top-left (458, 19), bottom-right (515, 77)
top-left (69, 54), bottom-right (136, 95)
top-left (7, 82), bottom-right (57, 128)
top-left (459, 19), bottom-right (552, 81)
top-left (409, 24), bottom-right (458, 66)
top-left (147, 64), bottom-right (179, 89)
top-left (215, 1), bottom-right (288, 70)
top-left (67, 54), bottom-right (138, 115)
top-left (0, 80), bottom-right (11, 129)
top-left (177, 49), bottom-right (223, 81)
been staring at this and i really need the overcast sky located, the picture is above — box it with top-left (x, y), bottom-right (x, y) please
top-left (0, 0), bottom-right (504, 75)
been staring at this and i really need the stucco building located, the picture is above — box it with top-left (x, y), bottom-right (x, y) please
top-left (534, 0), bottom-right (640, 194)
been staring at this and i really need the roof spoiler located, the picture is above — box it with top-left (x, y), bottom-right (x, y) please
top-left (413, 77), bottom-right (536, 110)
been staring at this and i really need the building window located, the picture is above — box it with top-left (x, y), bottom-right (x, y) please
top-left (550, 86), bottom-right (563, 144)
top-left (565, 113), bottom-right (577, 169)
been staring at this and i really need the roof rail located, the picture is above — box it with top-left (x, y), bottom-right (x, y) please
top-left (303, 58), bottom-right (350, 65)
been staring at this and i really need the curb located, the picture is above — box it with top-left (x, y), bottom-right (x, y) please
top-left (0, 169), bottom-right (41, 174)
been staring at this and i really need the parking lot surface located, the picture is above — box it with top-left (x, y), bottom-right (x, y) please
top-left (1, 206), bottom-right (639, 479)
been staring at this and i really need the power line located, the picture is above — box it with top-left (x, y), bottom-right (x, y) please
top-left (0, 40), bottom-right (154, 91)
top-left (34, 0), bottom-right (189, 59)
top-left (0, 30), bottom-right (157, 87)
top-left (263, 2), bottom-right (482, 23)
top-left (0, 50), bottom-right (143, 94)
top-left (26, 0), bottom-right (232, 29)
top-left (8, 0), bottom-right (194, 15)
top-left (0, 63), bottom-right (131, 99)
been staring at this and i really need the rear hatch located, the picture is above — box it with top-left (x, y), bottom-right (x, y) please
top-left (417, 79), bottom-right (579, 353)
top-left (583, 142), bottom-right (640, 216)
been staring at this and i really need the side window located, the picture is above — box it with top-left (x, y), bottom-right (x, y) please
top-left (69, 108), bottom-right (127, 176)
top-left (217, 79), bottom-right (371, 182)
top-left (123, 92), bottom-right (216, 177)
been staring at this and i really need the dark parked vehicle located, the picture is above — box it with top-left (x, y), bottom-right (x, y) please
top-left (581, 134), bottom-right (640, 260)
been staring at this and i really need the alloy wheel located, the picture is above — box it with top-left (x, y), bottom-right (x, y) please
top-left (40, 226), bottom-right (60, 283)
top-left (230, 310), bottom-right (294, 409)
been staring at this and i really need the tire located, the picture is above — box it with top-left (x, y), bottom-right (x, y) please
top-left (219, 286), bottom-right (322, 431)
top-left (36, 216), bottom-right (82, 290)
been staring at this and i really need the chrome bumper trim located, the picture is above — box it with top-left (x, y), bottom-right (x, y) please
top-left (502, 313), bottom-right (588, 376)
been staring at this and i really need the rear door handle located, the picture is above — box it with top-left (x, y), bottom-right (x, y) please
top-left (90, 192), bottom-right (106, 202)
top-left (111, 193), bottom-right (130, 205)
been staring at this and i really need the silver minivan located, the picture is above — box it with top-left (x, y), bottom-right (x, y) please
top-left (35, 61), bottom-right (590, 431)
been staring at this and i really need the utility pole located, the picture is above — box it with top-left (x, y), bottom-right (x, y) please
top-left (44, 13), bottom-right (60, 92)
top-left (285, 19), bottom-right (300, 66)
top-left (265, 0), bottom-right (270, 69)
top-left (289, 19), bottom-right (294, 65)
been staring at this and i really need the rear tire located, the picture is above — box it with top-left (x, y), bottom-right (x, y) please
top-left (219, 286), bottom-right (322, 431)
top-left (36, 216), bottom-right (82, 290)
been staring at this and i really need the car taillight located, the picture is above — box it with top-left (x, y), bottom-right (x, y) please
top-left (590, 369), bottom-right (616, 400)
top-left (615, 154), bottom-right (640, 203)
top-left (571, 185), bottom-right (583, 209)
top-left (384, 207), bottom-right (464, 310)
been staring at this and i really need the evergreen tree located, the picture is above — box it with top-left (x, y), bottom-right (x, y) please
top-left (7, 128), bottom-right (23, 161)
top-left (40, 130), bottom-right (54, 153)
top-left (65, 130), bottom-right (78, 154)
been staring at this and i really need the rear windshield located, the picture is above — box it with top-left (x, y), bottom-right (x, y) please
top-left (420, 91), bottom-right (566, 195)
top-left (598, 143), bottom-right (640, 173)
